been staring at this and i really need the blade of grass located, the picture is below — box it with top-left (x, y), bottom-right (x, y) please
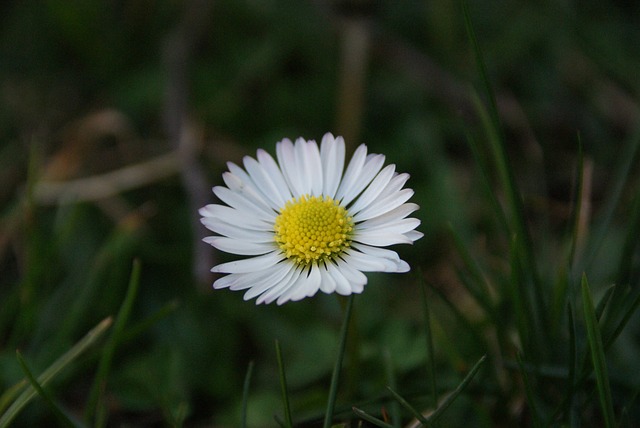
top-left (352, 407), bottom-right (394, 428)
top-left (429, 284), bottom-right (485, 351)
top-left (508, 235), bottom-right (534, 355)
top-left (15, 350), bottom-right (79, 428)
top-left (323, 294), bottom-right (355, 428)
top-left (382, 350), bottom-right (401, 428)
top-left (446, 224), bottom-right (496, 317)
top-left (567, 135), bottom-right (585, 267)
top-left (85, 259), bottom-right (142, 427)
top-left (0, 317), bottom-right (112, 428)
top-left (241, 361), bottom-right (255, 428)
top-left (603, 287), bottom-right (640, 351)
top-left (516, 353), bottom-right (542, 428)
top-left (582, 127), bottom-right (640, 272)
top-left (460, 127), bottom-right (510, 238)
top-left (386, 386), bottom-right (429, 425)
top-left (581, 274), bottom-right (615, 428)
top-left (427, 354), bottom-right (487, 424)
top-left (419, 270), bottom-right (438, 412)
top-left (120, 299), bottom-right (180, 344)
top-left (562, 303), bottom-right (579, 426)
top-left (463, 0), bottom-right (547, 339)
top-left (463, 6), bottom-right (538, 280)
top-left (275, 340), bottom-right (293, 428)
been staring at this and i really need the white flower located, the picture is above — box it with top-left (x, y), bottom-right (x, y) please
top-left (200, 133), bottom-right (423, 305)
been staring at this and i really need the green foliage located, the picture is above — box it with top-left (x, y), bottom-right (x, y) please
top-left (2, 0), bottom-right (640, 426)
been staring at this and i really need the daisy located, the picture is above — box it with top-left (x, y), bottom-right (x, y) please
top-left (200, 133), bottom-right (422, 305)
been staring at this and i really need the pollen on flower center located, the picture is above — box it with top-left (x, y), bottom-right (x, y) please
top-left (274, 195), bottom-right (353, 265)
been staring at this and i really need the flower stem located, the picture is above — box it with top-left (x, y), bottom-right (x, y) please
top-left (323, 294), bottom-right (355, 428)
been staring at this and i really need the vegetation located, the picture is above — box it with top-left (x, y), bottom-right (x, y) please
top-left (1, 0), bottom-right (640, 426)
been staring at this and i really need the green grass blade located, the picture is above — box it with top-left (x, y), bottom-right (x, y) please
top-left (85, 259), bottom-right (142, 427)
top-left (352, 407), bottom-right (394, 428)
top-left (275, 340), bottom-right (293, 428)
top-left (616, 189), bottom-right (640, 286)
top-left (120, 299), bottom-right (180, 344)
top-left (516, 353), bottom-right (542, 428)
top-left (603, 288), bottom-right (640, 351)
top-left (463, 0), bottom-right (546, 337)
top-left (323, 294), bottom-right (355, 428)
top-left (15, 351), bottom-right (79, 428)
top-left (427, 354), bottom-right (486, 424)
top-left (508, 235), bottom-right (534, 355)
top-left (446, 224), bottom-right (496, 316)
top-left (566, 134), bottom-right (585, 266)
top-left (382, 350), bottom-right (401, 428)
top-left (463, 2), bottom-right (537, 274)
top-left (583, 128), bottom-right (640, 270)
top-left (581, 274), bottom-right (616, 428)
top-left (562, 303), bottom-right (578, 426)
top-left (461, 127), bottom-right (510, 238)
top-left (419, 271), bottom-right (438, 412)
top-left (0, 317), bottom-right (112, 428)
top-left (241, 361), bottom-right (255, 428)
top-left (386, 386), bottom-right (428, 425)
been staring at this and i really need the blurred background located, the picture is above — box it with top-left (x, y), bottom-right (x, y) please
top-left (1, 0), bottom-right (640, 426)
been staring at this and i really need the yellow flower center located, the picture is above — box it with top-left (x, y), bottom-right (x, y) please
top-left (274, 195), bottom-right (353, 265)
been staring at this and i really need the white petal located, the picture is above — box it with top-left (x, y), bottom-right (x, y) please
top-left (326, 262), bottom-right (352, 295)
top-left (243, 156), bottom-right (286, 210)
top-left (355, 203), bottom-right (419, 229)
top-left (318, 264), bottom-right (337, 293)
top-left (351, 243), bottom-right (410, 272)
top-left (256, 265), bottom-right (301, 304)
top-left (213, 186), bottom-right (274, 222)
top-left (292, 138), bottom-right (313, 195)
top-left (201, 219), bottom-right (273, 242)
top-left (204, 237), bottom-right (275, 255)
top-left (353, 189), bottom-right (414, 222)
top-left (342, 250), bottom-right (387, 272)
top-left (276, 268), bottom-right (311, 305)
top-left (300, 139), bottom-right (323, 196)
top-left (276, 138), bottom-right (305, 196)
top-left (320, 133), bottom-right (345, 198)
top-left (376, 173), bottom-right (410, 199)
top-left (341, 154), bottom-right (386, 206)
top-left (212, 251), bottom-right (282, 274)
top-left (335, 258), bottom-right (368, 289)
top-left (294, 263), bottom-right (322, 300)
top-left (405, 230), bottom-right (424, 242)
top-left (200, 205), bottom-right (271, 231)
top-left (213, 273), bottom-right (239, 289)
top-left (353, 230), bottom-right (413, 246)
top-left (351, 282), bottom-right (365, 293)
top-left (242, 262), bottom-right (294, 300)
top-left (348, 164), bottom-right (395, 215)
top-left (358, 218), bottom-right (421, 235)
top-left (221, 171), bottom-right (275, 214)
top-left (257, 149), bottom-right (292, 202)
top-left (335, 144), bottom-right (367, 202)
